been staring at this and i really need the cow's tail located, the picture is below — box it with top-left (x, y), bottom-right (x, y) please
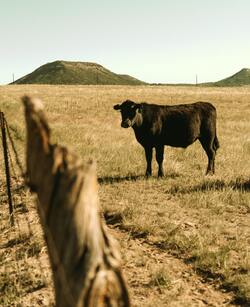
top-left (213, 134), bottom-right (220, 152)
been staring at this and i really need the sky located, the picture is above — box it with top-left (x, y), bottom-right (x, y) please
top-left (1, 0), bottom-right (250, 84)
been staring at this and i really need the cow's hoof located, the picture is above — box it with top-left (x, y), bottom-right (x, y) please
top-left (205, 171), bottom-right (214, 176)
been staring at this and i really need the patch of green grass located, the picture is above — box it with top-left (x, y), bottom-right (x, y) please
top-left (149, 267), bottom-right (172, 290)
top-left (15, 240), bottom-right (42, 260)
top-left (0, 268), bottom-right (46, 306)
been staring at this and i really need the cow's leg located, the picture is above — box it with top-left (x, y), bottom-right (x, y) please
top-left (156, 145), bottom-right (164, 177)
top-left (144, 146), bottom-right (153, 177)
top-left (199, 137), bottom-right (215, 175)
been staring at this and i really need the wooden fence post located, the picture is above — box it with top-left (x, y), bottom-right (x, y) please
top-left (0, 111), bottom-right (14, 226)
top-left (22, 96), bottom-right (130, 307)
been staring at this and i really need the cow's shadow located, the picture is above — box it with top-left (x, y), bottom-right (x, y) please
top-left (98, 172), bottom-right (181, 184)
top-left (98, 175), bottom-right (144, 185)
top-left (98, 174), bottom-right (250, 193)
top-left (231, 179), bottom-right (250, 191)
top-left (167, 178), bottom-right (250, 194)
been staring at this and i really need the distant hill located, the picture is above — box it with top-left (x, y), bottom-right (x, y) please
top-left (206, 68), bottom-right (250, 87)
top-left (12, 61), bottom-right (147, 85)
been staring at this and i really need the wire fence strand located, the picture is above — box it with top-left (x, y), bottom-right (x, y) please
top-left (1, 112), bottom-right (54, 306)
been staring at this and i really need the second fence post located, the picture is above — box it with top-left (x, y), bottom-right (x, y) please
top-left (0, 111), bottom-right (14, 226)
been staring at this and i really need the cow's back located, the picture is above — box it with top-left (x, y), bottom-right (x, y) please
top-left (133, 102), bottom-right (217, 148)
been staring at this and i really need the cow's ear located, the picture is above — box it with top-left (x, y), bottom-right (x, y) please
top-left (136, 104), bottom-right (143, 113)
top-left (113, 104), bottom-right (121, 110)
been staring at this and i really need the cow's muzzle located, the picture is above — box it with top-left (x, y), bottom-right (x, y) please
top-left (121, 120), bottom-right (131, 128)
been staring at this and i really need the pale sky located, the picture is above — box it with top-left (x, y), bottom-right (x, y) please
top-left (1, 0), bottom-right (250, 84)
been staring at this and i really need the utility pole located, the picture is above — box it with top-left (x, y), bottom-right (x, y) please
top-left (12, 73), bottom-right (15, 83)
top-left (96, 68), bottom-right (99, 106)
top-left (196, 74), bottom-right (198, 86)
top-left (96, 68), bottom-right (99, 85)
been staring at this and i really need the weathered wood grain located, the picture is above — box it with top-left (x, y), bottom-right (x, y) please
top-left (22, 96), bottom-right (130, 307)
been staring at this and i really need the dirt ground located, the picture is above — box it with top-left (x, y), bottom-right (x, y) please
top-left (109, 226), bottom-right (236, 307)
top-left (0, 196), bottom-right (240, 306)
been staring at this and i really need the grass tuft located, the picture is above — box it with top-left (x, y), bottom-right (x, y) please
top-left (149, 267), bottom-right (172, 290)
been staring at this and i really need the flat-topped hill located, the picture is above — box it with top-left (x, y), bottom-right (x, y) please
top-left (12, 61), bottom-right (147, 85)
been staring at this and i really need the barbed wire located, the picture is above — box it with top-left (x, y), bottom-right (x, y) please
top-left (5, 118), bottom-right (25, 178)
top-left (1, 112), bottom-right (54, 306)
top-left (1, 111), bottom-right (80, 306)
top-left (0, 109), bottom-right (120, 307)
top-left (3, 115), bottom-right (76, 306)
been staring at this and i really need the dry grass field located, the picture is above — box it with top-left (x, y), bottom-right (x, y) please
top-left (0, 85), bottom-right (250, 306)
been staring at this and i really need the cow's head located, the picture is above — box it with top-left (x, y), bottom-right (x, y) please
top-left (113, 100), bottom-right (142, 128)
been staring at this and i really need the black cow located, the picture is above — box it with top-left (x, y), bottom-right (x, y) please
top-left (114, 100), bottom-right (219, 177)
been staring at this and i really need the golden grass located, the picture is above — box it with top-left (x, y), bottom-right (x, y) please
top-left (0, 84), bottom-right (250, 304)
